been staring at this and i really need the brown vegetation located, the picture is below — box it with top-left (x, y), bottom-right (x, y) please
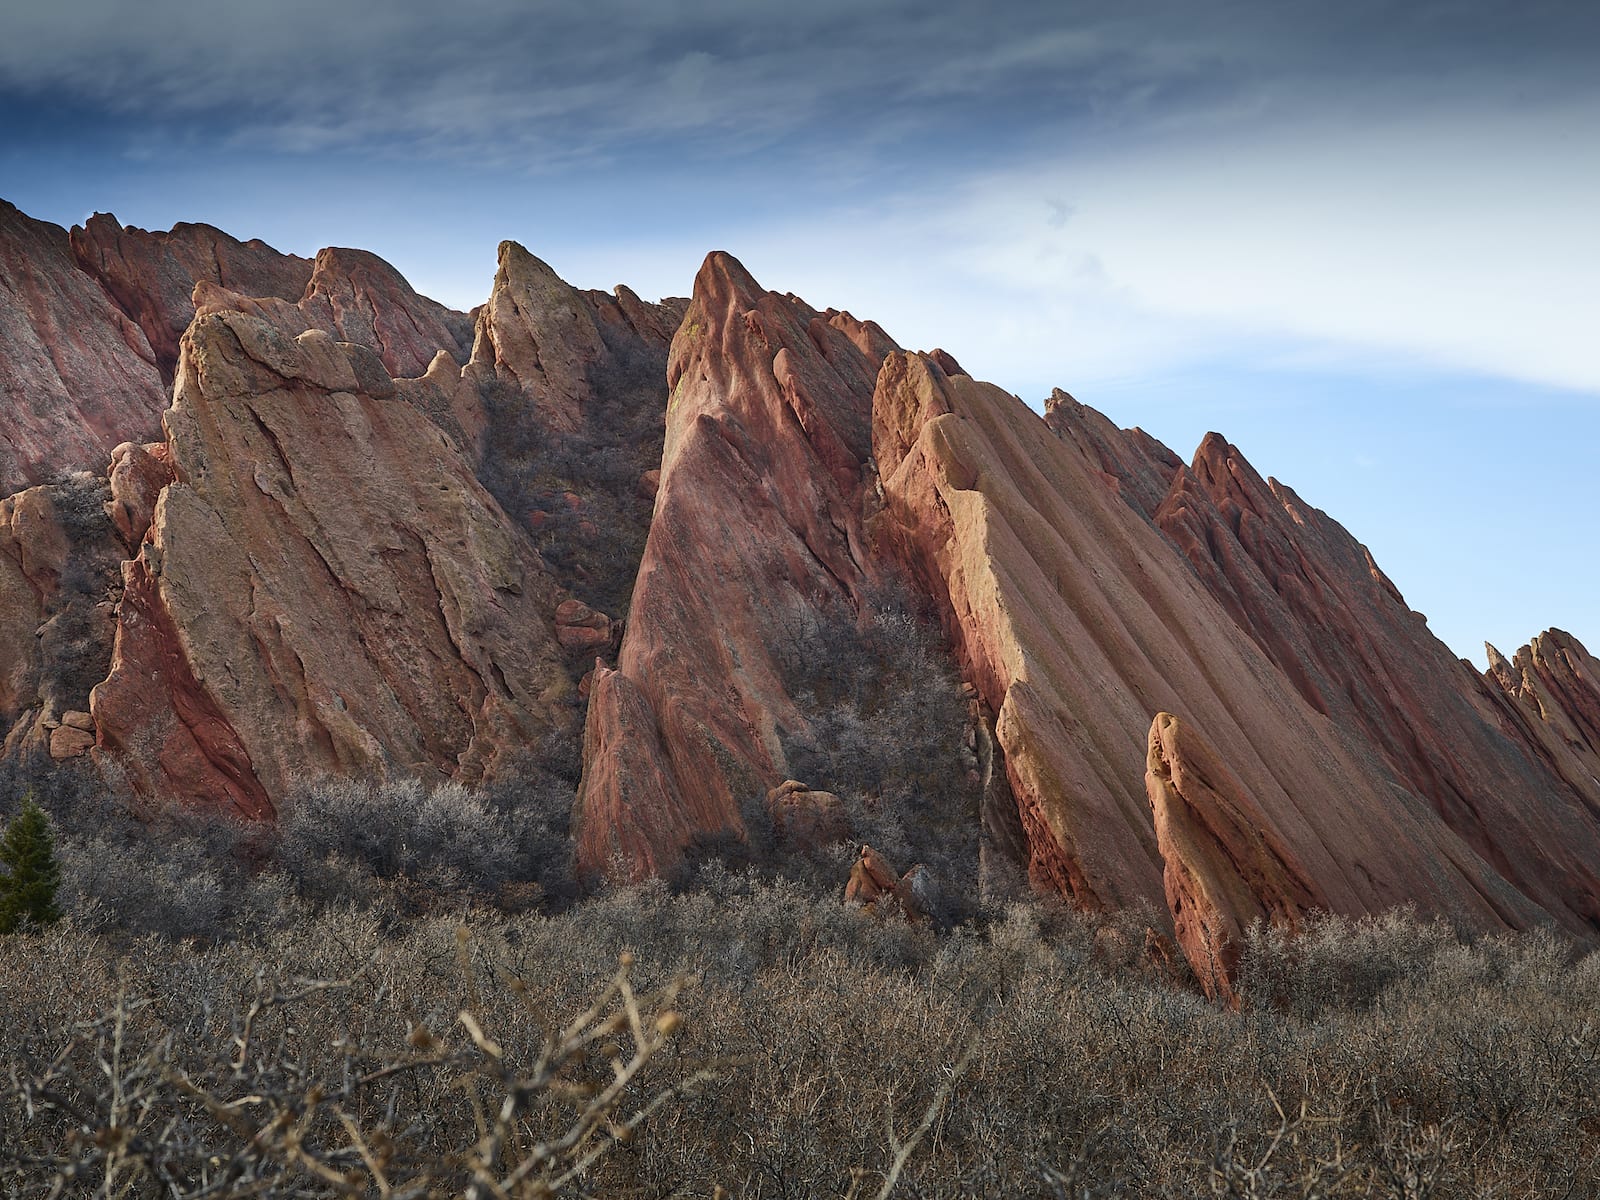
top-left (2, 868), bottom-right (1596, 1197)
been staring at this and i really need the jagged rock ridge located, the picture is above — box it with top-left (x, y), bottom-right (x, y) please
top-left (3, 197), bottom-right (1599, 996)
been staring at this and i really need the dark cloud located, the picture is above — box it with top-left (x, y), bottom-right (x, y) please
top-left (3, 0), bottom-right (1595, 170)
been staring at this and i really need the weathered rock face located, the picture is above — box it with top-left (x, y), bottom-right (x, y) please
top-left (1485, 630), bottom-right (1600, 803)
top-left (464, 241), bottom-right (687, 616)
top-left (1145, 712), bottom-right (1326, 1004)
top-left (296, 247), bottom-right (475, 379)
top-left (69, 212), bottom-right (314, 382)
top-left (0, 474), bottom-right (125, 760)
top-left (843, 844), bottom-right (927, 920)
top-left (572, 253), bottom-right (897, 879)
top-left (765, 779), bottom-right (848, 850)
top-left (0, 202), bottom-right (169, 491)
top-left (1125, 431), bottom-right (1600, 934)
top-left (871, 351), bottom-right (1550, 942)
top-left (89, 307), bottom-right (577, 814)
top-left (470, 241), bottom-right (614, 438)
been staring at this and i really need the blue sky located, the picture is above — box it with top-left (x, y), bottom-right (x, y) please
top-left (3, 0), bottom-right (1596, 664)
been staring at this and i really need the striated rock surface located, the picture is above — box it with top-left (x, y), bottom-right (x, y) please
top-left (463, 242), bottom-right (687, 615)
top-left (89, 308), bottom-right (577, 814)
top-left (0, 202), bottom-right (169, 490)
top-left (297, 247), bottom-right (474, 379)
top-left (1485, 630), bottom-right (1600, 801)
top-left (1145, 712), bottom-right (1326, 1003)
top-left (69, 212), bottom-right (314, 381)
top-left (573, 253), bottom-right (896, 879)
top-left (870, 350), bottom-right (1552, 941)
top-left (1140, 433), bottom-right (1600, 933)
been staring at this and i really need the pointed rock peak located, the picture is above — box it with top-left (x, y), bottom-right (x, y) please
top-left (928, 348), bottom-right (966, 378)
top-left (494, 240), bottom-right (568, 287)
top-left (1193, 430), bottom-right (1234, 464)
top-left (1043, 387), bottom-right (1078, 414)
top-left (693, 250), bottom-right (764, 307)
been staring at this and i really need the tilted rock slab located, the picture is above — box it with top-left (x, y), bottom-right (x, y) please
top-left (871, 350), bottom-right (1547, 942)
top-left (1485, 630), bottom-right (1600, 809)
top-left (0, 202), bottom-right (168, 491)
top-left (574, 252), bottom-right (896, 878)
top-left (1145, 712), bottom-right (1325, 1004)
top-left (90, 307), bottom-right (575, 815)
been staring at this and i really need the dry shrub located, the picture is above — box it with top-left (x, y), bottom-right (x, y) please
top-left (3, 888), bottom-right (1596, 1197)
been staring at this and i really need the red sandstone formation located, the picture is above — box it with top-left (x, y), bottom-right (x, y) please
top-left (4, 192), bottom-right (1600, 987)
top-left (766, 780), bottom-right (848, 850)
top-left (0, 202), bottom-right (168, 490)
top-left (0, 477), bottom-right (124, 759)
top-left (1145, 712), bottom-right (1326, 1004)
top-left (90, 308), bottom-right (577, 813)
top-left (1041, 409), bottom-right (1600, 935)
top-left (469, 241), bottom-right (619, 436)
top-left (69, 212), bottom-right (314, 381)
top-left (870, 350), bottom-right (1559, 947)
top-left (573, 252), bottom-right (896, 878)
top-left (1484, 630), bottom-right (1600, 802)
top-left (297, 247), bottom-right (474, 379)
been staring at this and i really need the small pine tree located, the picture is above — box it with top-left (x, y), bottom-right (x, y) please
top-left (0, 796), bottom-right (62, 933)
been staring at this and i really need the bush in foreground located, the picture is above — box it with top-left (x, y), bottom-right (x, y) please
top-left (2, 884), bottom-right (1596, 1197)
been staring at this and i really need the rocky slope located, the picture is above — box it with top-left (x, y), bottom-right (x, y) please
top-left (1, 201), bottom-right (680, 822)
top-left (3, 196), bottom-right (1599, 995)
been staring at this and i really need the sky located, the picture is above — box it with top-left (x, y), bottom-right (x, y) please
top-left (2, 0), bottom-right (1596, 664)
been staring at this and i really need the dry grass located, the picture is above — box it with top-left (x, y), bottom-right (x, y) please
top-left (3, 880), bottom-right (1597, 1198)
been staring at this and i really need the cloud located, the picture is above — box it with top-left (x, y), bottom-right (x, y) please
top-left (5, 0), bottom-right (1593, 170)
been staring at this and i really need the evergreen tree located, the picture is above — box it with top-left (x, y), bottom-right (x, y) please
top-left (0, 796), bottom-right (62, 933)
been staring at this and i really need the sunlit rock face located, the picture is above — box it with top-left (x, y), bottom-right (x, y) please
top-left (90, 308), bottom-right (576, 816)
top-left (68, 211), bottom-right (316, 383)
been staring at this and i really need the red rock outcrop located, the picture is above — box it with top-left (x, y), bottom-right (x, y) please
top-left (1138, 433), bottom-right (1600, 933)
top-left (1484, 631), bottom-right (1600, 802)
top-left (69, 212), bottom-right (314, 381)
top-left (572, 253), bottom-right (896, 879)
top-left (454, 242), bottom-right (687, 614)
top-left (106, 441), bottom-right (177, 550)
top-left (1145, 712), bottom-right (1326, 1003)
top-left (89, 307), bottom-right (577, 813)
top-left (0, 475), bottom-right (124, 758)
top-left (469, 241), bottom-right (615, 437)
top-left (844, 844), bottom-right (927, 920)
top-left (766, 779), bottom-right (848, 850)
top-left (0, 202), bottom-right (168, 490)
top-left (297, 247), bottom-right (474, 379)
top-left (871, 350), bottom-right (1551, 940)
